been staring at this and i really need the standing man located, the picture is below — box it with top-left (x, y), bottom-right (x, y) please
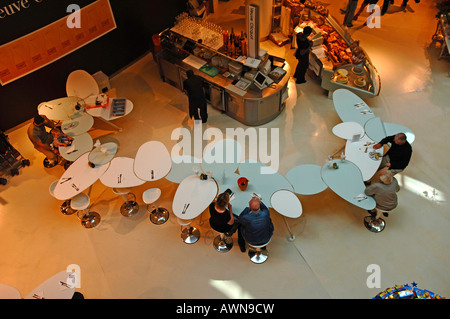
top-left (27, 114), bottom-right (59, 167)
top-left (294, 26), bottom-right (313, 84)
top-left (237, 196), bottom-right (274, 252)
top-left (344, 0), bottom-right (359, 27)
top-left (183, 70), bottom-right (208, 123)
top-left (373, 132), bottom-right (412, 175)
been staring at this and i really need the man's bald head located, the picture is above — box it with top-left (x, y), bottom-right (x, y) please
top-left (249, 198), bottom-right (261, 212)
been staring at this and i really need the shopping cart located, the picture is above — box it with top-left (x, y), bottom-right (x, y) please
top-left (0, 130), bottom-right (30, 185)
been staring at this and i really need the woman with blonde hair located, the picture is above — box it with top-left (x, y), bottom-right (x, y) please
top-left (365, 170), bottom-right (400, 218)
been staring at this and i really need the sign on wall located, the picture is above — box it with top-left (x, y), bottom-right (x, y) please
top-left (0, 0), bottom-right (116, 85)
top-left (247, 4), bottom-right (259, 59)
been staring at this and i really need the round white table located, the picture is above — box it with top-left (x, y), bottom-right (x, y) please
top-left (332, 121), bottom-right (365, 140)
top-left (217, 172), bottom-right (260, 215)
top-left (58, 132), bottom-right (94, 162)
top-left (332, 89), bottom-right (375, 127)
top-left (320, 159), bottom-right (376, 210)
top-left (100, 157), bottom-right (146, 188)
top-left (66, 69), bottom-right (99, 100)
top-left (60, 112), bottom-right (94, 136)
top-left (24, 270), bottom-right (77, 299)
top-left (38, 97), bottom-right (85, 121)
top-left (165, 155), bottom-right (202, 184)
top-left (134, 141), bottom-right (172, 181)
top-left (285, 164), bottom-right (328, 195)
top-left (86, 98), bottom-right (133, 121)
top-left (271, 189), bottom-right (303, 241)
top-left (0, 283), bottom-right (22, 299)
top-left (200, 138), bottom-right (243, 179)
top-left (364, 117), bottom-right (386, 144)
top-left (88, 142), bottom-right (118, 166)
top-left (53, 152), bottom-right (110, 200)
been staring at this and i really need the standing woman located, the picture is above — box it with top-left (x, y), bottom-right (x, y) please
top-left (294, 26), bottom-right (313, 84)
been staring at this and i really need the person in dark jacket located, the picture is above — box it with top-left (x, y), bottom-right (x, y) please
top-left (183, 70), bottom-right (208, 123)
top-left (293, 26), bottom-right (313, 84)
top-left (373, 132), bottom-right (412, 175)
top-left (209, 192), bottom-right (237, 234)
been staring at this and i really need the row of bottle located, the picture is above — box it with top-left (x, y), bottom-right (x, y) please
top-left (222, 28), bottom-right (247, 58)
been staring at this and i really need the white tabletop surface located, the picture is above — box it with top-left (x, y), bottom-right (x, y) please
top-left (333, 89), bottom-right (375, 127)
top-left (332, 121), bottom-right (365, 140)
top-left (134, 141), bottom-right (172, 181)
top-left (345, 134), bottom-right (383, 181)
top-left (58, 132), bottom-right (93, 162)
top-left (100, 157), bottom-right (146, 188)
top-left (0, 283), bottom-right (22, 299)
top-left (88, 142), bottom-right (118, 165)
top-left (285, 164), bottom-right (328, 195)
top-left (53, 152), bottom-right (110, 200)
top-left (38, 96), bottom-right (85, 121)
top-left (86, 97), bottom-right (133, 121)
top-left (200, 138), bottom-right (243, 179)
top-left (321, 159), bottom-right (376, 210)
top-left (61, 112), bottom-right (94, 136)
top-left (172, 175), bottom-right (218, 220)
top-left (364, 117), bottom-right (386, 143)
top-left (24, 270), bottom-right (77, 299)
top-left (66, 69), bottom-right (99, 99)
top-left (270, 189), bottom-right (303, 218)
top-left (165, 155), bottom-right (202, 183)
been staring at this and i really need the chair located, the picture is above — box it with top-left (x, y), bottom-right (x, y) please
top-left (187, 0), bottom-right (205, 17)
top-left (364, 208), bottom-right (390, 233)
top-left (142, 188), bottom-right (169, 225)
top-left (71, 193), bottom-right (101, 229)
top-left (49, 180), bottom-right (77, 215)
top-left (66, 70), bottom-right (99, 100)
top-left (212, 230), bottom-right (233, 253)
top-left (177, 217), bottom-right (200, 244)
top-left (112, 187), bottom-right (139, 217)
top-left (247, 238), bottom-right (272, 264)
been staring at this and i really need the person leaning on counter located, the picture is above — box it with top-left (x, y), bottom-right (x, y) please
top-left (373, 132), bottom-right (412, 176)
top-left (294, 26), bottom-right (313, 84)
top-left (183, 70), bottom-right (208, 123)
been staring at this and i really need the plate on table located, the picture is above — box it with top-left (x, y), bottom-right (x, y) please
top-left (354, 79), bottom-right (366, 87)
top-left (368, 151), bottom-right (382, 161)
top-left (352, 66), bottom-right (364, 75)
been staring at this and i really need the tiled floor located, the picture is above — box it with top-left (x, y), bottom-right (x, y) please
top-left (0, 0), bottom-right (448, 299)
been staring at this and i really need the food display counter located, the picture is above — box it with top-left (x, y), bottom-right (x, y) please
top-left (289, 0), bottom-right (381, 98)
top-left (155, 14), bottom-right (290, 126)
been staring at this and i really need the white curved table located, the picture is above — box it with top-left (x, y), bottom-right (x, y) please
top-left (165, 155), bottom-right (202, 184)
top-left (344, 134), bottom-right (383, 181)
top-left (333, 89), bottom-right (375, 127)
top-left (217, 172), bottom-right (260, 215)
top-left (24, 270), bottom-right (77, 299)
top-left (58, 132), bottom-right (93, 162)
top-left (66, 69), bottom-right (99, 99)
top-left (38, 97), bottom-right (85, 121)
top-left (200, 138), bottom-right (243, 179)
top-left (332, 121), bottom-right (365, 140)
top-left (271, 189), bottom-right (303, 241)
top-left (88, 142), bottom-right (118, 166)
top-left (100, 157), bottom-right (146, 188)
top-left (61, 112), bottom-right (94, 136)
top-left (53, 152), bottom-right (110, 200)
top-left (134, 141), bottom-right (172, 181)
top-left (365, 117), bottom-right (415, 145)
top-left (0, 283), bottom-right (22, 299)
top-left (85, 98), bottom-right (133, 121)
top-left (285, 164), bottom-right (328, 195)
top-left (320, 159), bottom-right (376, 210)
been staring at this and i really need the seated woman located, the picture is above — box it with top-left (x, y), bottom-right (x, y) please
top-left (209, 192), bottom-right (238, 234)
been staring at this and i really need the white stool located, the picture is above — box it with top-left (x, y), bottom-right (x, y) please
top-left (248, 238), bottom-right (271, 264)
top-left (364, 208), bottom-right (389, 233)
top-left (49, 180), bottom-right (76, 215)
top-left (71, 193), bottom-right (101, 229)
top-left (177, 217), bottom-right (200, 244)
top-left (112, 187), bottom-right (139, 217)
top-left (142, 188), bottom-right (169, 225)
top-left (212, 230), bottom-right (233, 253)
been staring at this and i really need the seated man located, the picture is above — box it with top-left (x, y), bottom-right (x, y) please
top-left (27, 115), bottom-right (59, 167)
top-left (365, 170), bottom-right (400, 218)
top-left (373, 132), bottom-right (412, 176)
top-left (237, 196), bottom-right (274, 252)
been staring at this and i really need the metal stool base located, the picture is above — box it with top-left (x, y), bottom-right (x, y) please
top-left (43, 157), bottom-right (58, 168)
top-left (364, 216), bottom-right (386, 233)
top-left (60, 200), bottom-right (77, 215)
top-left (181, 227), bottom-right (200, 244)
top-left (248, 248), bottom-right (269, 264)
top-left (149, 207), bottom-right (169, 225)
top-left (120, 201), bottom-right (139, 217)
top-left (81, 212), bottom-right (101, 229)
top-left (213, 235), bottom-right (233, 253)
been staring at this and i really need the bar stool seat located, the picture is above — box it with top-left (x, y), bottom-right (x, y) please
top-left (248, 238), bottom-right (272, 264)
top-left (364, 208), bottom-right (390, 233)
top-left (112, 187), bottom-right (139, 217)
top-left (177, 217), bottom-right (200, 244)
top-left (142, 188), bottom-right (169, 225)
top-left (71, 193), bottom-right (101, 229)
top-left (49, 180), bottom-right (76, 215)
top-left (212, 230), bottom-right (233, 253)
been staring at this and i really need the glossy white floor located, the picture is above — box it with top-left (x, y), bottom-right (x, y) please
top-left (1, 0), bottom-right (449, 299)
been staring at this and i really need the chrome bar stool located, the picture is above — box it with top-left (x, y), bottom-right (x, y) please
top-left (142, 188), bottom-right (169, 225)
top-left (364, 208), bottom-right (390, 233)
top-left (212, 230), bottom-right (233, 253)
top-left (112, 187), bottom-right (139, 217)
top-left (248, 238), bottom-right (272, 264)
top-left (71, 193), bottom-right (101, 229)
top-left (177, 217), bottom-right (200, 244)
top-left (49, 180), bottom-right (77, 215)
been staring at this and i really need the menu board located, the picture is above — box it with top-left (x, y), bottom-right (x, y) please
top-left (0, 0), bottom-right (116, 85)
